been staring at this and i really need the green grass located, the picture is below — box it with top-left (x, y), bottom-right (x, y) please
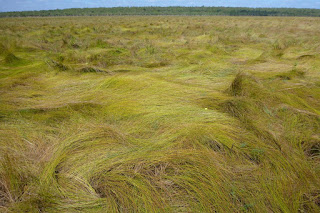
top-left (0, 16), bottom-right (319, 212)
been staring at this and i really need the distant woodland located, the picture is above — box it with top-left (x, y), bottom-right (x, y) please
top-left (1, 7), bottom-right (320, 17)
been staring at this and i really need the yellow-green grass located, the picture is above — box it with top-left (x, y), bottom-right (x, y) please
top-left (0, 16), bottom-right (319, 212)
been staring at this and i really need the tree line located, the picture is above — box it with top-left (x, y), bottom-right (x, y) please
top-left (1, 7), bottom-right (320, 17)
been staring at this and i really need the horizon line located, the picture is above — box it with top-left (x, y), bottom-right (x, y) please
top-left (1, 6), bottom-right (320, 13)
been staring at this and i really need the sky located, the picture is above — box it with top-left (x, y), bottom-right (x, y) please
top-left (0, 0), bottom-right (320, 12)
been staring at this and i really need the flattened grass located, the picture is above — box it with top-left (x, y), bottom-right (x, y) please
top-left (0, 16), bottom-right (319, 212)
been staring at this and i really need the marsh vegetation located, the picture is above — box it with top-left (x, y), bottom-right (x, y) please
top-left (0, 16), bottom-right (319, 212)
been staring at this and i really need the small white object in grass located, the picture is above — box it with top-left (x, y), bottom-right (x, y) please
top-left (205, 108), bottom-right (208, 110)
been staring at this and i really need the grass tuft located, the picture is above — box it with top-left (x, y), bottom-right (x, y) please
top-left (46, 59), bottom-right (69, 71)
top-left (276, 67), bottom-right (306, 80)
top-left (0, 43), bottom-right (7, 55)
top-left (79, 67), bottom-right (106, 73)
top-left (4, 52), bottom-right (21, 64)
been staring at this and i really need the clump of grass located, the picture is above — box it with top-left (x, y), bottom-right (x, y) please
top-left (4, 52), bottom-right (21, 64)
top-left (18, 102), bottom-right (102, 125)
top-left (297, 54), bottom-right (316, 60)
top-left (90, 39), bottom-right (111, 48)
top-left (301, 191), bottom-right (320, 211)
top-left (0, 153), bottom-right (34, 209)
top-left (143, 60), bottom-right (169, 68)
top-left (228, 72), bottom-right (245, 96)
top-left (79, 66), bottom-right (105, 73)
top-left (46, 59), bottom-right (69, 71)
top-left (61, 34), bottom-right (81, 49)
top-left (87, 48), bottom-right (132, 67)
top-left (0, 43), bottom-right (7, 55)
top-left (272, 40), bottom-right (288, 50)
top-left (276, 67), bottom-right (306, 80)
top-left (303, 136), bottom-right (320, 159)
top-left (227, 72), bottom-right (263, 98)
top-left (222, 71), bottom-right (320, 154)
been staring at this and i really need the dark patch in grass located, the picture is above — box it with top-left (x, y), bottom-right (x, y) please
top-left (300, 191), bottom-right (320, 211)
top-left (4, 52), bottom-right (21, 64)
top-left (79, 67), bottom-right (105, 73)
top-left (22, 188), bottom-right (59, 213)
top-left (304, 141), bottom-right (320, 158)
top-left (19, 102), bottom-right (102, 114)
top-left (227, 73), bottom-right (260, 97)
top-left (144, 61), bottom-right (169, 68)
top-left (113, 69), bottom-right (132, 73)
top-left (71, 43), bottom-right (80, 49)
top-left (220, 98), bottom-right (249, 119)
top-left (46, 59), bottom-right (69, 71)
top-left (248, 148), bottom-right (265, 164)
top-left (297, 54), bottom-right (316, 60)
top-left (205, 139), bottom-right (223, 152)
top-left (91, 39), bottom-right (111, 48)
top-left (276, 68), bottom-right (305, 80)
top-left (18, 102), bottom-right (103, 124)
top-left (229, 73), bottom-right (244, 96)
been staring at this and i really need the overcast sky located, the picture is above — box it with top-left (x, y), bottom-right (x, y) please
top-left (1, 0), bottom-right (320, 12)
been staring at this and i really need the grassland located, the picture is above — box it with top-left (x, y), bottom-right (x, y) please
top-left (0, 16), bottom-right (319, 212)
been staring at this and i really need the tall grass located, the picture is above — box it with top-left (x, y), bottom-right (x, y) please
top-left (0, 16), bottom-right (319, 212)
